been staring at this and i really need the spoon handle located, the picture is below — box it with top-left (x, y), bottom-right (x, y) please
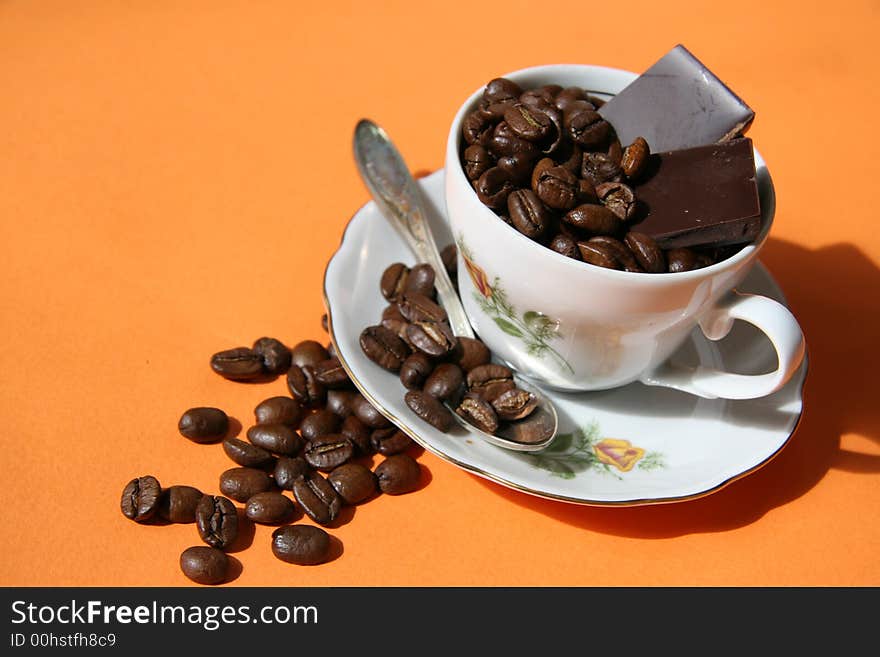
top-left (353, 119), bottom-right (474, 339)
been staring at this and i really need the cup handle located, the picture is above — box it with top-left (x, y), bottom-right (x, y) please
top-left (639, 291), bottom-right (806, 400)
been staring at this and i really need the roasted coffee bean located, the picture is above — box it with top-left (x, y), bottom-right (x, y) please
top-left (370, 427), bottom-right (414, 455)
top-left (404, 390), bottom-right (453, 432)
top-left (158, 485), bottom-right (204, 523)
top-left (380, 313), bottom-right (411, 344)
top-left (467, 363), bottom-right (516, 401)
top-left (290, 340), bottom-right (330, 369)
top-left (564, 105), bottom-right (611, 148)
top-left (507, 189), bottom-right (551, 239)
top-left (247, 423), bottom-right (303, 456)
top-left (210, 347), bottom-right (264, 381)
top-left (456, 393), bottom-right (499, 434)
top-left (504, 102), bottom-right (553, 142)
top-left (474, 166), bottom-right (515, 210)
top-left (380, 263), bottom-right (409, 302)
top-left (219, 467), bottom-right (274, 503)
top-left (399, 352), bottom-right (434, 390)
top-left (195, 495), bottom-right (238, 549)
top-left (607, 137), bottom-right (623, 162)
top-left (587, 236), bottom-right (642, 272)
top-left (351, 393), bottom-right (392, 429)
top-left (554, 86), bottom-right (589, 113)
top-left (549, 233), bottom-right (580, 259)
top-left (423, 363), bottom-right (465, 402)
top-left (313, 357), bottom-right (350, 388)
top-left (491, 388), bottom-right (539, 421)
top-left (621, 136), bottom-right (650, 180)
top-left (406, 263), bottom-right (436, 298)
top-left (340, 415), bottom-right (372, 454)
top-left (441, 244), bottom-right (458, 279)
top-left (555, 141), bottom-right (583, 174)
top-left (245, 492), bottom-right (296, 525)
top-left (180, 546), bottom-right (228, 585)
top-left (595, 182), bottom-right (637, 221)
top-left (624, 232), bottom-right (667, 273)
top-left (293, 471), bottom-right (342, 525)
top-left (286, 364), bottom-right (326, 409)
top-left (406, 320), bottom-right (457, 357)
top-left (254, 396), bottom-right (303, 427)
top-left (497, 153), bottom-right (534, 185)
top-left (530, 157), bottom-right (554, 192)
top-left (483, 77), bottom-right (522, 108)
top-left (577, 241), bottom-right (622, 270)
top-left (463, 144), bottom-right (494, 181)
top-left (577, 178), bottom-right (599, 205)
top-left (451, 337), bottom-right (491, 372)
top-left (223, 436), bottom-right (274, 468)
top-left (120, 475), bottom-right (161, 522)
top-left (374, 454), bottom-right (422, 495)
top-left (533, 164), bottom-right (578, 211)
top-left (271, 525), bottom-right (332, 565)
top-left (398, 292), bottom-right (447, 323)
top-left (462, 109), bottom-right (494, 146)
top-left (564, 204), bottom-right (623, 236)
top-left (581, 152), bottom-right (623, 187)
top-left (178, 407), bottom-right (229, 443)
top-left (667, 247), bottom-right (702, 273)
top-left (328, 463), bottom-right (378, 505)
top-left (273, 456), bottom-right (312, 490)
top-left (359, 325), bottom-right (410, 372)
top-left (299, 409), bottom-right (342, 441)
top-left (326, 389), bottom-right (357, 418)
top-left (489, 121), bottom-right (541, 159)
top-left (304, 434), bottom-right (354, 472)
top-left (326, 342), bottom-right (336, 358)
top-left (252, 337), bottom-right (291, 375)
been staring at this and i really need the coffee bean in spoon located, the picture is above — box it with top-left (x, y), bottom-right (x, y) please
top-left (404, 390), bottom-right (453, 432)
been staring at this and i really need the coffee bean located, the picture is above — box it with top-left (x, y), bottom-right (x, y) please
top-left (397, 292), bottom-right (447, 323)
top-left (120, 475), bottom-right (161, 522)
top-left (577, 241), bottom-right (622, 270)
top-left (178, 407), bottom-right (229, 443)
top-left (158, 485), bottom-right (204, 523)
top-left (497, 153), bottom-right (534, 185)
top-left (210, 347), bottom-right (264, 381)
top-left (351, 393), bottom-right (392, 429)
top-left (399, 352), bottom-right (435, 390)
top-left (463, 144), bottom-right (493, 181)
top-left (340, 415), bottom-right (372, 455)
top-left (313, 357), bottom-right (350, 388)
top-left (491, 388), bottom-right (538, 421)
top-left (624, 232), bottom-right (667, 273)
top-left (462, 109), bottom-right (494, 146)
top-left (247, 423), bottom-right (303, 456)
top-left (549, 233), bottom-right (580, 259)
top-left (490, 121), bottom-right (541, 159)
top-left (180, 546), bottom-right (228, 585)
top-left (581, 152), bottom-right (623, 187)
top-left (555, 141), bottom-right (583, 174)
top-left (504, 102), bottom-right (553, 142)
top-left (286, 364), bottom-right (326, 409)
top-left (195, 495), bottom-right (238, 549)
top-left (290, 340), bottom-right (330, 369)
top-left (667, 247), bottom-right (702, 273)
top-left (554, 86), bottom-right (589, 113)
top-left (380, 263), bottom-right (409, 303)
top-left (474, 166), bottom-right (515, 210)
top-left (219, 467), bottom-right (274, 503)
top-left (245, 492), bottom-right (296, 525)
top-left (563, 204), bottom-right (623, 236)
top-left (577, 178), bottom-right (599, 204)
top-left (359, 325), bottom-right (409, 372)
top-left (326, 389), bottom-right (357, 418)
top-left (254, 396), bottom-right (303, 427)
top-left (370, 427), bottom-right (414, 456)
top-left (406, 320), bottom-right (457, 357)
top-left (621, 136), bottom-right (650, 180)
top-left (482, 77), bottom-right (522, 111)
top-left (223, 437), bottom-right (274, 468)
top-left (406, 264), bottom-right (436, 298)
top-left (293, 471), bottom-right (342, 525)
top-left (304, 434), bottom-right (354, 472)
top-left (456, 393), bottom-right (499, 434)
top-left (252, 337), bottom-right (291, 375)
top-left (271, 525), bottom-right (332, 565)
top-left (451, 337), bottom-right (491, 372)
top-left (326, 342), bottom-right (336, 358)
top-left (564, 105), bottom-right (610, 148)
top-left (328, 463), bottom-right (378, 505)
top-left (273, 456), bottom-right (312, 490)
top-left (595, 182), bottom-right (637, 221)
top-left (299, 408), bottom-right (342, 440)
top-left (404, 390), bottom-right (453, 432)
top-left (533, 164), bottom-right (578, 210)
top-left (423, 363), bottom-right (465, 402)
top-left (530, 157), bottom-right (554, 192)
top-left (507, 189), bottom-right (551, 239)
top-left (587, 236), bottom-right (642, 272)
top-left (374, 454), bottom-right (422, 495)
top-left (467, 363), bottom-right (515, 402)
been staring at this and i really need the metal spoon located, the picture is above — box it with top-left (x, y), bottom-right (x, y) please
top-left (352, 118), bottom-right (558, 452)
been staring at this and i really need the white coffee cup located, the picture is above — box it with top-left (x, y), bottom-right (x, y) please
top-left (444, 64), bottom-right (805, 399)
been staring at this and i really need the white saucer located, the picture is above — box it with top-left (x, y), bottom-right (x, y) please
top-left (324, 170), bottom-right (808, 506)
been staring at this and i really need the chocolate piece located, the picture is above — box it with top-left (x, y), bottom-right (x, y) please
top-left (632, 138), bottom-right (761, 249)
top-left (598, 44), bottom-right (754, 152)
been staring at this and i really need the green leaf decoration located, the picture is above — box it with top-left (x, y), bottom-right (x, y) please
top-left (493, 317), bottom-right (524, 337)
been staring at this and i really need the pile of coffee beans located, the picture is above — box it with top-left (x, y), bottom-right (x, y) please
top-left (460, 78), bottom-right (735, 273)
top-left (121, 327), bottom-right (425, 585)
top-left (360, 257), bottom-right (539, 439)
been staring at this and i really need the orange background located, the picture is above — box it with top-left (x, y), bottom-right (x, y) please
top-left (1, 0), bottom-right (878, 587)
